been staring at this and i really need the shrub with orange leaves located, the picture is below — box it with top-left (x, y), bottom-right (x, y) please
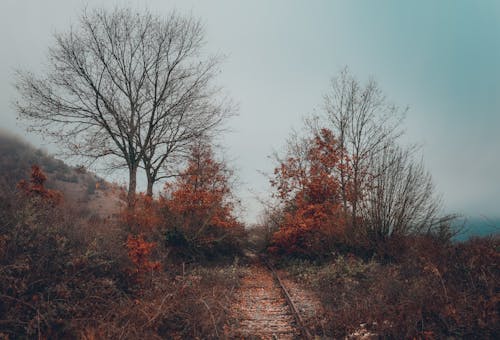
top-left (126, 233), bottom-right (160, 283)
top-left (17, 165), bottom-right (62, 205)
top-left (269, 129), bottom-right (351, 257)
top-left (118, 193), bottom-right (162, 284)
top-left (161, 143), bottom-right (244, 259)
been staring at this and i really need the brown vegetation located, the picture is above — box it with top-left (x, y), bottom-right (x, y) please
top-left (278, 234), bottom-right (499, 338)
top-left (0, 164), bottom-right (245, 338)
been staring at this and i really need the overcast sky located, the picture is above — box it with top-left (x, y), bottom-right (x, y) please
top-left (1, 0), bottom-right (499, 223)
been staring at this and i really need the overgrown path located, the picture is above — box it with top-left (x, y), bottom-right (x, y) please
top-left (229, 263), bottom-right (302, 339)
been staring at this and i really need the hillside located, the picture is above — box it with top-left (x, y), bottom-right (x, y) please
top-left (0, 132), bottom-right (121, 217)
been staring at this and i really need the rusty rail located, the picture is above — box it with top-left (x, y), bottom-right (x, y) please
top-left (263, 259), bottom-right (313, 340)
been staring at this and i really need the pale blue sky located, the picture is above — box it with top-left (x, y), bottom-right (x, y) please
top-left (1, 0), bottom-right (499, 223)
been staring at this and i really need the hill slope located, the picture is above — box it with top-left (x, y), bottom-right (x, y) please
top-left (0, 132), bottom-right (121, 217)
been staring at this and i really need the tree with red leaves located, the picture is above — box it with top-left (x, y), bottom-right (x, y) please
top-left (269, 129), bottom-right (351, 256)
top-left (162, 142), bottom-right (243, 257)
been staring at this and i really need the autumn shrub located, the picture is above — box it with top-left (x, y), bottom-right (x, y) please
top-left (115, 193), bottom-right (163, 286)
top-left (126, 233), bottom-right (161, 285)
top-left (17, 164), bottom-right (62, 205)
top-left (269, 129), bottom-right (349, 258)
top-left (160, 143), bottom-right (245, 261)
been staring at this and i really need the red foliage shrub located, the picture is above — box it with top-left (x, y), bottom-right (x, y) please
top-left (126, 233), bottom-right (161, 284)
top-left (269, 129), bottom-right (350, 257)
top-left (163, 144), bottom-right (241, 229)
top-left (117, 193), bottom-right (163, 285)
top-left (17, 165), bottom-right (62, 205)
top-left (161, 143), bottom-right (244, 259)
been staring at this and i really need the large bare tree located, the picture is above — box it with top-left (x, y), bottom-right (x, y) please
top-left (15, 7), bottom-right (231, 205)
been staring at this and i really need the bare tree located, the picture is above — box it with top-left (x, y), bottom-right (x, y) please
top-left (322, 68), bottom-right (405, 231)
top-left (15, 7), bottom-right (231, 205)
top-left (362, 142), bottom-right (451, 242)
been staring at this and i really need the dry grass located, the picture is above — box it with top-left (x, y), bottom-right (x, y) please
top-left (75, 263), bottom-right (245, 339)
top-left (279, 235), bottom-right (499, 338)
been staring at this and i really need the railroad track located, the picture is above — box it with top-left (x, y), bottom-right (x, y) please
top-left (263, 259), bottom-right (313, 340)
top-left (229, 255), bottom-right (313, 339)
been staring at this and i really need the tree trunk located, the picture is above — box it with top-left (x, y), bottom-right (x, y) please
top-left (146, 176), bottom-right (154, 197)
top-left (128, 165), bottom-right (138, 209)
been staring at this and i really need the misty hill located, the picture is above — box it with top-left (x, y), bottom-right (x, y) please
top-left (0, 131), bottom-right (121, 217)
